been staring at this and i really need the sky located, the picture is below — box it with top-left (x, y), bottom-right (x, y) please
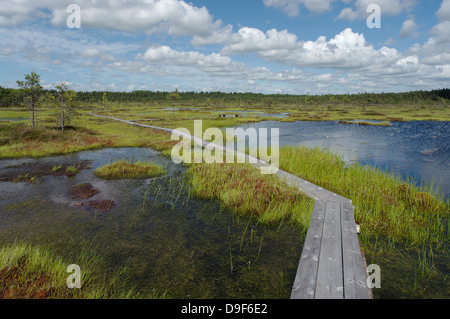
top-left (0, 0), bottom-right (449, 94)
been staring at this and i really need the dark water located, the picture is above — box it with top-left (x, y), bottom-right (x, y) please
top-left (237, 121), bottom-right (450, 200)
top-left (0, 148), bottom-right (303, 298)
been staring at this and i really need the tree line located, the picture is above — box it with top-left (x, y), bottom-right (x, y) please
top-left (2, 85), bottom-right (449, 109)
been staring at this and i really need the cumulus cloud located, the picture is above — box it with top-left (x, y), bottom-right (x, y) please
top-left (139, 46), bottom-right (232, 69)
top-left (0, 0), bottom-right (220, 38)
top-left (336, 8), bottom-right (359, 21)
top-left (221, 28), bottom-right (404, 71)
top-left (437, 0), bottom-right (450, 21)
top-left (221, 28), bottom-right (298, 55)
top-left (399, 19), bottom-right (418, 38)
top-left (190, 24), bottom-right (238, 46)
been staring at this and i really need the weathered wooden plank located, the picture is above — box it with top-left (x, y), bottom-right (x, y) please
top-left (290, 201), bottom-right (326, 299)
top-left (315, 201), bottom-right (344, 299)
top-left (275, 169), bottom-right (352, 203)
top-left (341, 202), bottom-right (371, 299)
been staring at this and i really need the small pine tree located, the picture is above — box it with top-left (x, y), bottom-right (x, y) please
top-left (16, 71), bottom-right (42, 129)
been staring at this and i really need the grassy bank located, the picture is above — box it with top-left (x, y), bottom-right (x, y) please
top-left (94, 160), bottom-right (166, 179)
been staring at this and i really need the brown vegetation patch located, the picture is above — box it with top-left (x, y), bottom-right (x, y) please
top-left (69, 183), bottom-right (100, 199)
top-left (0, 266), bottom-right (52, 299)
top-left (385, 117), bottom-right (405, 122)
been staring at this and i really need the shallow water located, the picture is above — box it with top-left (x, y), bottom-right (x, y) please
top-left (0, 147), bottom-right (303, 298)
top-left (237, 120), bottom-right (450, 200)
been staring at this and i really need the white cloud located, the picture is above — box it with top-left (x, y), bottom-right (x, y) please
top-left (437, 0), bottom-right (450, 21)
top-left (399, 19), bottom-right (418, 38)
top-left (222, 28), bottom-right (403, 71)
top-left (190, 24), bottom-right (238, 46)
top-left (0, 0), bottom-right (220, 38)
top-left (336, 8), bottom-right (359, 21)
top-left (139, 46), bottom-right (232, 69)
top-left (221, 28), bottom-right (298, 55)
top-left (431, 21), bottom-right (450, 43)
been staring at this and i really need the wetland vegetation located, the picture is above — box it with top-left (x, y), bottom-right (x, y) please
top-left (0, 82), bottom-right (449, 299)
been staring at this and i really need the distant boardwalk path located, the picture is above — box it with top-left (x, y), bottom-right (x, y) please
top-left (89, 113), bottom-right (372, 299)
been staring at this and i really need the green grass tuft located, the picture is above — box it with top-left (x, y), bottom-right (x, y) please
top-left (94, 160), bottom-right (166, 179)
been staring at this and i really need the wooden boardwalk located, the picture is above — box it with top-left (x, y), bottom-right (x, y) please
top-left (290, 201), bottom-right (371, 299)
top-left (90, 113), bottom-right (372, 299)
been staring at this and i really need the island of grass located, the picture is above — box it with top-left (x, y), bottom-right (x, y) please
top-left (338, 120), bottom-right (391, 126)
top-left (93, 160), bottom-right (166, 179)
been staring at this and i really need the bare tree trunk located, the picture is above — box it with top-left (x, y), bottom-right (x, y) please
top-left (61, 99), bottom-right (65, 133)
top-left (31, 95), bottom-right (36, 129)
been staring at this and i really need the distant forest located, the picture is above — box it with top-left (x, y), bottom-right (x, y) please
top-left (1, 86), bottom-right (449, 108)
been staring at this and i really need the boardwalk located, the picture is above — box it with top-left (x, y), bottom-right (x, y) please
top-left (90, 113), bottom-right (372, 299)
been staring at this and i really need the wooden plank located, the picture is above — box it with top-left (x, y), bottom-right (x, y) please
top-left (341, 202), bottom-right (372, 299)
top-left (291, 201), bottom-right (326, 299)
top-left (315, 201), bottom-right (344, 299)
top-left (275, 169), bottom-right (352, 204)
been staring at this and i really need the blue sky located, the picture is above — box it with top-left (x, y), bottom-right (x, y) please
top-left (0, 0), bottom-right (449, 94)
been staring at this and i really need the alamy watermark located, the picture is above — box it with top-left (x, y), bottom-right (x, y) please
top-left (367, 4), bottom-right (381, 29)
top-left (66, 264), bottom-right (81, 289)
top-left (367, 264), bottom-right (381, 289)
top-left (66, 4), bottom-right (81, 29)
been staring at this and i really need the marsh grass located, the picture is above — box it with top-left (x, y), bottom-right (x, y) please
top-left (277, 146), bottom-right (449, 247)
top-left (94, 160), bottom-right (166, 179)
top-left (0, 241), bottom-right (161, 299)
top-left (185, 162), bottom-right (314, 230)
